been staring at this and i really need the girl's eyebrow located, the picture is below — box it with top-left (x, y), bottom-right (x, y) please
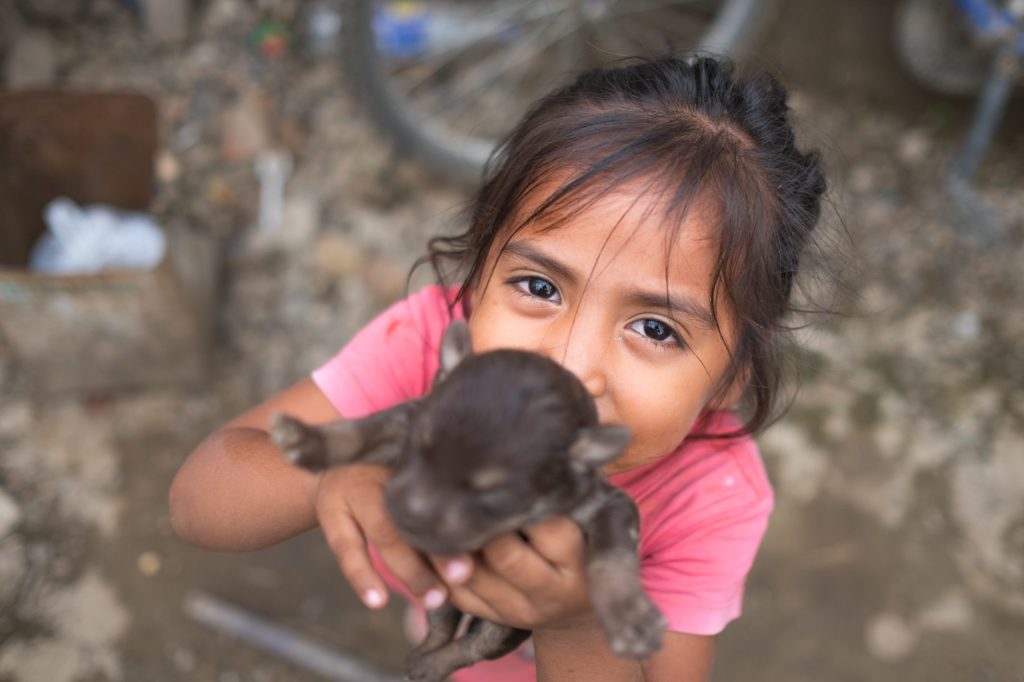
top-left (621, 289), bottom-right (716, 332)
top-left (503, 241), bottom-right (578, 284)
top-left (503, 241), bottom-right (716, 332)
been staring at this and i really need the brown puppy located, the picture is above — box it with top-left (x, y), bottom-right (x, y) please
top-left (271, 321), bottom-right (665, 682)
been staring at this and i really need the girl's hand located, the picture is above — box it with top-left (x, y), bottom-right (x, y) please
top-left (431, 516), bottom-right (592, 631)
top-left (315, 463), bottom-right (449, 610)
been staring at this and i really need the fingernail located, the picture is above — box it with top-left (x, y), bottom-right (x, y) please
top-left (424, 588), bottom-right (445, 609)
top-left (445, 559), bottom-right (470, 583)
top-left (363, 589), bottom-right (385, 608)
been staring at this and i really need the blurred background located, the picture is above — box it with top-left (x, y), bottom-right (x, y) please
top-left (0, 0), bottom-right (1022, 680)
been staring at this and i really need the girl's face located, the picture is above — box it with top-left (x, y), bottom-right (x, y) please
top-left (468, 185), bottom-right (738, 473)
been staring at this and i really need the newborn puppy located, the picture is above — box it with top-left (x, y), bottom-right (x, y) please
top-left (271, 321), bottom-right (665, 682)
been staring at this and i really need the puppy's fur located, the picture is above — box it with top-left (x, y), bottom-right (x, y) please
top-left (271, 321), bottom-right (665, 682)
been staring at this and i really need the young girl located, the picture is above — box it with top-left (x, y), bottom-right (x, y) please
top-left (170, 55), bottom-right (826, 681)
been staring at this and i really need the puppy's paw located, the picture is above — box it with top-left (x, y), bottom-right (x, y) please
top-left (269, 412), bottom-right (327, 470)
top-left (403, 651), bottom-right (448, 682)
top-left (596, 591), bottom-right (666, 660)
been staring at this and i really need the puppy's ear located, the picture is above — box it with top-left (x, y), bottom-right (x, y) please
top-left (569, 425), bottom-right (632, 467)
top-left (439, 320), bottom-right (473, 377)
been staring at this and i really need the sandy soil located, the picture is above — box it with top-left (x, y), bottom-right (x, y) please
top-left (1, 1), bottom-right (1023, 681)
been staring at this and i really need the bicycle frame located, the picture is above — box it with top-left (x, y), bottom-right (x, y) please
top-left (947, 0), bottom-right (1023, 241)
top-left (956, 0), bottom-right (1024, 55)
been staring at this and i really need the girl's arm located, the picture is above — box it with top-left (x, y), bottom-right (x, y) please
top-left (534, 626), bottom-right (715, 682)
top-left (169, 378), bottom-right (334, 550)
top-left (169, 378), bottom-right (448, 607)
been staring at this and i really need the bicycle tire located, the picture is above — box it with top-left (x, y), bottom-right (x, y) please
top-left (343, 0), bottom-right (777, 187)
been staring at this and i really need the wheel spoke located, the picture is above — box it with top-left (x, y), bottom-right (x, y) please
top-left (386, 0), bottom-right (583, 94)
top-left (414, 13), bottom-right (582, 121)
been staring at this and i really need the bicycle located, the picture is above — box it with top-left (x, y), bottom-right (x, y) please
top-left (342, 0), bottom-right (1023, 230)
top-left (341, 0), bottom-right (778, 186)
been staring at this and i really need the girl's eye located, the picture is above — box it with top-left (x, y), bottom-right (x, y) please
top-left (628, 318), bottom-right (682, 348)
top-left (513, 276), bottom-right (560, 302)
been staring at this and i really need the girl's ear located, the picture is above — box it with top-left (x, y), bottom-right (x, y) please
top-left (569, 425), bottom-right (632, 467)
top-left (439, 320), bottom-right (473, 376)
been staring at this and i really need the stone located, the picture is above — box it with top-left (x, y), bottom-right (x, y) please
top-left (364, 256), bottom-right (410, 305)
top-left (916, 591), bottom-right (974, 632)
top-left (156, 150), bottom-right (182, 183)
top-left (4, 403), bottom-right (122, 537)
top-left (221, 90), bottom-right (271, 163)
top-left (137, 551), bottom-right (162, 576)
top-left (0, 488), bottom-right (20, 539)
top-left (4, 29), bottom-right (58, 89)
top-left (170, 646), bottom-right (196, 673)
top-left (0, 400), bottom-right (31, 438)
top-left (312, 232), bottom-right (366, 280)
top-left (0, 535), bottom-right (27, 611)
top-left (864, 612), bottom-right (918, 661)
top-left (139, 0), bottom-right (190, 46)
top-left (897, 128), bottom-right (931, 165)
top-left (0, 571), bottom-right (129, 682)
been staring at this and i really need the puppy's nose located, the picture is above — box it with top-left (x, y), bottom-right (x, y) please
top-left (403, 487), bottom-right (433, 517)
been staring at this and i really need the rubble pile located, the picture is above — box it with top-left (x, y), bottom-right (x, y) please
top-left (0, 1), bottom-right (1022, 680)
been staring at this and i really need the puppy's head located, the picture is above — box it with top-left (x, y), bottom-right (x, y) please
top-left (384, 322), bottom-right (630, 555)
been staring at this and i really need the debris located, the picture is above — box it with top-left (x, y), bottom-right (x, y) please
top-left (251, 21), bottom-right (291, 59)
top-left (0, 401), bottom-right (31, 438)
top-left (156, 150), bottom-right (182, 184)
top-left (139, 0), bottom-right (190, 46)
top-left (897, 128), bottom-right (932, 165)
top-left (0, 571), bottom-right (129, 682)
top-left (30, 198), bottom-right (166, 275)
top-left (0, 489), bottom-right (21, 539)
top-left (255, 150), bottom-right (294, 235)
top-left (0, 536), bottom-right (27, 612)
top-left (864, 612), bottom-right (918, 661)
top-left (221, 90), bottom-right (271, 163)
top-left (4, 30), bottom-right (58, 89)
top-left (916, 591), bottom-right (974, 632)
top-left (137, 551), bottom-right (162, 576)
top-left (312, 232), bottom-right (366, 280)
top-left (301, 2), bottom-right (343, 58)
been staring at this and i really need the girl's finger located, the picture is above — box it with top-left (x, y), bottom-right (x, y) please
top-left (357, 505), bottom-right (447, 609)
top-left (521, 517), bottom-right (586, 568)
top-left (479, 532), bottom-right (558, 593)
top-left (446, 566), bottom-right (533, 627)
top-left (321, 512), bottom-right (390, 609)
top-left (428, 553), bottom-right (474, 586)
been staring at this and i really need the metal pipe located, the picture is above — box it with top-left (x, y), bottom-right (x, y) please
top-left (184, 591), bottom-right (405, 682)
top-left (949, 44), bottom-right (1021, 185)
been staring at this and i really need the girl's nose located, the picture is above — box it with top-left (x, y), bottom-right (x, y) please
top-left (543, 319), bottom-right (609, 399)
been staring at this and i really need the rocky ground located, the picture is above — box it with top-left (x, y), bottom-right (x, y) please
top-left (1, 1), bottom-right (1022, 681)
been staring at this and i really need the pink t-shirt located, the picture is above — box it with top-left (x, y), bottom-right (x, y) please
top-left (312, 285), bottom-right (773, 681)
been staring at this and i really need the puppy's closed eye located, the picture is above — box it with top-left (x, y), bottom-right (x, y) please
top-left (470, 467), bottom-right (509, 490)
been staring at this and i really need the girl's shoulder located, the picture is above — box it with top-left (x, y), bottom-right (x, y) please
top-left (311, 285), bottom-right (462, 416)
top-left (611, 410), bottom-right (773, 528)
top-left (376, 283), bottom-right (464, 335)
top-left (621, 411), bottom-right (775, 635)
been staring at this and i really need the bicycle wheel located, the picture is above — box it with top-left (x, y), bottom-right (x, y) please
top-left (343, 0), bottom-right (776, 186)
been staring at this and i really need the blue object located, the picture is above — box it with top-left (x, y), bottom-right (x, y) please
top-left (374, 2), bottom-right (430, 58)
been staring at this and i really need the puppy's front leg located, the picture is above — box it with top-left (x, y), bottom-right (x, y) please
top-left (270, 401), bottom-right (416, 470)
top-left (576, 486), bottom-right (666, 659)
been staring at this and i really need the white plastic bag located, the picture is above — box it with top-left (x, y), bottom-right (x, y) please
top-left (30, 197), bottom-right (166, 275)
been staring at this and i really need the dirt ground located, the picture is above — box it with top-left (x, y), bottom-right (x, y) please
top-left (1, 1), bottom-right (1023, 681)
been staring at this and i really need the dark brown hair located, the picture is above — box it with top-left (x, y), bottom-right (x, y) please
top-left (426, 55), bottom-right (828, 438)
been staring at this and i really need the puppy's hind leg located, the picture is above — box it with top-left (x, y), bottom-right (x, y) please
top-left (404, 619), bottom-right (530, 682)
top-left (410, 603), bottom-right (462, 657)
